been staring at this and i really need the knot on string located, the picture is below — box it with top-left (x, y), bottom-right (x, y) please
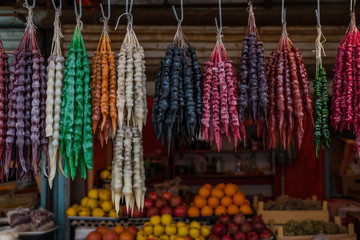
top-left (24, 3), bottom-right (36, 35)
top-left (350, 12), bottom-right (357, 28)
top-left (216, 31), bottom-right (223, 43)
top-left (76, 16), bottom-right (83, 30)
top-left (54, 9), bottom-right (64, 38)
top-left (315, 24), bottom-right (326, 57)
top-left (100, 18), bottom-right (110, 39)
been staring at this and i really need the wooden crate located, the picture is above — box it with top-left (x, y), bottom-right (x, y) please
top-left (276, 217), bottom-right (356, 240)
top-left (256, 200), bottom-right (329, 224)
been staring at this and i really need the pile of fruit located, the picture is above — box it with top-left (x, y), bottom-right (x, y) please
top-left (99, 166), bottom-right (112, 181)
top-left (142, 191), bottom-right (187, 218)
top-left (66, 188), bottom-right (117, 218)
top-left (209, 214), bottom-right (274, 240)
top-left (137, 214), bottom-right (211, 240)
top-left (283, 220), bottom-right (347, 236)
top-left (264, 195), bottom-right (322, 210)
top-left (188, 183), bottom-right (252, 218)
top-left (86, 225), bottom-right (138, 240)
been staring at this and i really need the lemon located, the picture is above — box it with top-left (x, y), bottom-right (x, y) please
top-left (78, 208), bottom-right (90, 217)
top-left (200, 226), bottom-right (210, 237)
top-left (150, 215), bottom-right (161, 225)
top-left (176, 222), bottom-right (186, 228)
top-left (92, 208), bottom-right (105, 217)
top-left (100, 170), bottom-right (111, 179)
top-left (190, 221), bottom-right (201, 229)
top-left (154, 225), bottom-right (165, 236)
top-left (144, 221), bottom-right (152, 226)
top-left (159, 235), bottom-right (169, 240)
top-left (143, 224), bottom-right (153, 235)
top-left (88, 189), bottom-right (99, 199)
top-left (177, 226), bottom-right (188, 237)
top-left (148, 234), bottom-right (157, 240)
top-left (137, 232), bottom-right (147, 240)
top-left (66, 207), bottom-right (77, 216)
top-left (81, 197), bottom-right (89, 207)
top-left (87, 199), bottom-right (98, 209)
top-left (165, 223), bottom-right (177, 236)
top-left (161, 214), bottom-right (172, 226)
top-left (198, 236), bottom-right (205, 240)
top-left (71, 204), bottom-right (79, 209)
top-left (169, 236), bottom-right (177, 240)
top-left (101, 200), bottom-right (113, 212)
top-left (189, 228), bottom-right (200, 239)
top-left (109, 209), bottom-right (117, 218)
top-left (175, 236), bottom-right (184, 240)
top-left (99, 189), bottom-right (111, 201)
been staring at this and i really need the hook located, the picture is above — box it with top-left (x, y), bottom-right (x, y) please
top-left (281, 0), bottom-right (286, 24)
top-left (74, 0), bottom-right (82, 19)
top-left (24, 0), bottom-right (35, 8)
top-left (100, 0), bottom-right (110, 20)
top-left (172, 0), bottom-right (184, 23)
top-left (125, 0), bottom-right (134, 15)
top-left (115, 12), bottom-right (133, 30)
top-left (215, 0), bottom-right (222, 33)
top-left (51, 0), bottom-right (62, 10)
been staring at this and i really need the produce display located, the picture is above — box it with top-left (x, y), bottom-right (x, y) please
top-left (66, 188), bottom-right (117, 218)
top-left (209, 214), bottom-right (274, 240)
top-left (331, 11), bottom-right (360, 154)
top-left (263, 195), bottom-right (322, 210)
top-left (143, 191), bottom-right (187, 218)
top-left (313, 23), bottom-right (330, 157)
top-left (45, 6), bottom-right (64, 188)
top-left (8, 208), bottom-right (55, 232)
top-left (3, 3), bottom-right (48, 180)
top-left (238, 3), bottom-right (268, 143)
top-left (137, 214), bottom-right (211, 240)
top-left (86, 225), bottom-right (139, 240)
top-left (188, 183), bottom-right (252, 218)
top-left (202, 26), bottom-right (243, 151)
top-left (60, 17), bottom-right (93, 179)
top-left (266, 19), bottom-right (313, 149)
top-left (152, 18), bottom-right (202, 153)
top-left (283, 220), bottom-right (347, 236)
top-left (112, 15), bottom-right (147, 216)
top-left (91, 18), bottom-right (117, 145)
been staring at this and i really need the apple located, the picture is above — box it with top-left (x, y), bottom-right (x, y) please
top-left (144, 198), bottom-right (154, 209)
top-left (155, 198), bottom-right (167, 209)
top-left (169, 195), bottom-right (183, 207)
top-left (174, 206), bottom-right (187, 217)
top-left (146, 207), bottom-right (159, 217)
top-left (149, 192), bottom-right (159, 201)
top-left (160, 206), bottom-right (173, 216)
top-left (161, 191), bottom-right (172, 201)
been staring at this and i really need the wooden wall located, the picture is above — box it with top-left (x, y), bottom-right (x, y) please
top-left (62, 25), bottom-right (346, 95)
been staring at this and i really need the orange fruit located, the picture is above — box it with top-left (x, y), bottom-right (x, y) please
top-left (194, 195), bottom-right (207, 209)
top-left (211, 188), bottom-right (224, 199)
top-left (114, 225), bottom-right (125, 235)
top-left (119, 231), bottom-right (135, 240)
top-left (224, 183), bottom-right (237, 197)
top-left (227, 204), bottom-right (240, 215)
top-left (188, 206), bottom-right (200, 217)
top-left (245, 199), bottom-right (250, 205)
top-left (199, 187), bottom-right (211, 198)
top-left (202, 184), bottom-right (212, 190)
top-left (208, 196), bottom-right (220, 208)
top-left (239, 204), bottom-right (253, 215)
top-left (215, 183), bottom-right (226, 190)
top-left (233, 191), bottom-right (246, 206)
top-left (221, 196), bottom-right (233, 207)
top-left (201, 206), bottom-right (214, 217)
top-left (214, 205), bottom-right (227, 216)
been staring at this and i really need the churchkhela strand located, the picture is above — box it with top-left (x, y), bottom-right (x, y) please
top-left (45, 6), bottom-right (65, 188)
top-left (152, 7), bottom-right (202, 153)
top-left (4, 3), bottom-right (48, 181)
top-left (238, 2), bottom-right (268, 145)
top-left (60, 14), bottom-right (92, 180)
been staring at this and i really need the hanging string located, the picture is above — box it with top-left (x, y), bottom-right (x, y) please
top-left (315, 0), bottom-right (326, 71)
top-left (51, 8), bottom-right (64, 57)
top-left (74, 0), bottom-right (83, 30)
top-left (100, 0), bottom-right (110, 40)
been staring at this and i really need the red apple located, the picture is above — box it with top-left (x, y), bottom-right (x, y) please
top-left (240, 221), bottom-right (251, 233)
top-left (169, 195), bottom-right (183, 207)
top-left (221, 234), bottom-right (232, 240)
top-left (233, 232), bottom-right (246, 240)
top-left (208, 234), bottom-right (221, 240)
top-left (247, 231), bottom-right (259, 240)
top-left (126, 226), bottom-right (139, 235)
top-left (233, 213), bottom-right (246, 225)
top-left (132, 205), bottom-right (146, 218)
top-left (146, 207), bottom-right (159, 217)
top-left (160, 206), bottom-right (173, 216)
top-left (174, 206), bottom-right (187, 217)
top-left (102, 230), bottom-right (118, 240)
top-left (218, 215), bottom-right (231, 225)
top-left (149, 191), bottom-right (159, 201)
top-left (227, 222), bottom-right (240, 235)
top-left (161, 191), bottom-right (172, 201)
top-left (212, 224), bottom-right (227, 236)
top-left (144, 198), bottom-right (154, 209)
top-left (155, 198), bottom-right (167, 209)
top-left (251, 220), bottom-right (265, 233)
top-left (86, 231), bottom-right (102, 240)
top-left (260, 228), bottom-right (273, 239)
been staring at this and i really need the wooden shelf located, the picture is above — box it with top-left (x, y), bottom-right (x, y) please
top-left (177, 174), bottom-right (275, 185)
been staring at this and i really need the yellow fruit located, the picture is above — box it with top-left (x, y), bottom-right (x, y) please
top-left (198, 236), bottom-right (205, 240)
top-left (109, 209), bottom-right (117, 218)
top-left (189, 228), bottom-right (200, 239)
top-left (99, 189), bottom-right (111, 201)
top-left (200, 226), bottom-right (211, 237)
top-left (159, 235), bottom-right (169, 240)
top-left (190, 221), bottom-right (201, 229)
top-left (71, 204), bottom-right (79, 209)
top-left (175, 237), bottom-right (183, 240)
top-left (107, 175), bottom-right (112, 179)
top-left (150, 215), bottom-right (161, 225)
top-left (165, 223), bottom-right (177, 236)
top-left (81, 197), bottom-right (89, 207)
top-left (177, 226), bottom-right (188, 237)
top-left (154, 225), bottom-right (165, 236)
top-left (143, 224), bottom-right (153, 235)
top-left (148, 235), bottom-right (157, 240)
top-left (88, 189), bottom-right (99, 199)
top-left (101, 200), bottom-right (113, 212)
top-left (176, 222), bottom-right (186, 228)
top-left (87, 199), bottom-right (98, 209)
top-left (161, 214), bottom-right (172, 226)
top-left (66, 207), bottom-right (77, 216)
top-left (100, 169), bottom-right (111, 179)
top-left (92, 208), bottom-right (105, 217)
top-left (78, 208), bottom-right (90, 217)
top-left (137, 232), bottom-right (147, 240)
top-left (169, 236), bottom-right (177, 240)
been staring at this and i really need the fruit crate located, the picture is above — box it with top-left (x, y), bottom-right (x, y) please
top-left (256, 200), bottom-right (329, 225)
top-left (276, 218), bottom-right (356, 240)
